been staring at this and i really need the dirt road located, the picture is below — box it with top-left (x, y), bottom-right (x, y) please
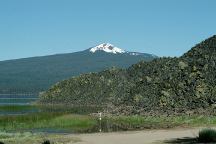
top-left (69, 127), bottom-right (211, 144)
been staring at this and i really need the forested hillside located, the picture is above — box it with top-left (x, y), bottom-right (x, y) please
top-left (0, 49), bottom-right (155, 93)
top-left (39, 36), bottom-right (216, 115)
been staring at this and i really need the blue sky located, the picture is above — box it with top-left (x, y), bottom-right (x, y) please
top-left (0, 0), bottom-right (216, 61)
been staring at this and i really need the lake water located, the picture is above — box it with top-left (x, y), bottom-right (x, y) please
top-left (0, 94), bottom-right (39, 115)
top-left (0, 94), bottom-right (38, 105)
top-left (0, 94), bottom-right (101, 116)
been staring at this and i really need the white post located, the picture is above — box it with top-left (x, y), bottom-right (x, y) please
top-left (99, 112), bottom-right (102, 132)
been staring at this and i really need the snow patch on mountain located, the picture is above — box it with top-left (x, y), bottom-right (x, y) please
top-left (90, 43), bottom-right (125, 54)
top-left (128, 52), bottom-right (140, 56)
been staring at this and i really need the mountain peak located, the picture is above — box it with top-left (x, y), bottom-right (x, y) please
top-left (90, 43), bottom-right (125, 54)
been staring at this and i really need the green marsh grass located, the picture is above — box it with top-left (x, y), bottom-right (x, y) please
top-left (101, 115), bottom-right (216, 131)
top-left (0, 112), bottom-right (97, 132)
top-left (1, 106), bottom-right (216, 133)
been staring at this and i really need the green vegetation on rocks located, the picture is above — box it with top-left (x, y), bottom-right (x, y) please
top-left (39, 35), bottom-right (216, 115)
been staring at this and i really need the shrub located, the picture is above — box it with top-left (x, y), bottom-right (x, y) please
top-left (197, 128), bottom-right (216, 143)
top-left (42, 140), bottom-right (51, 144)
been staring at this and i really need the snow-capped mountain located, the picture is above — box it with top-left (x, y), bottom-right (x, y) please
top-left (89, 43), bottom-right (157, 57)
